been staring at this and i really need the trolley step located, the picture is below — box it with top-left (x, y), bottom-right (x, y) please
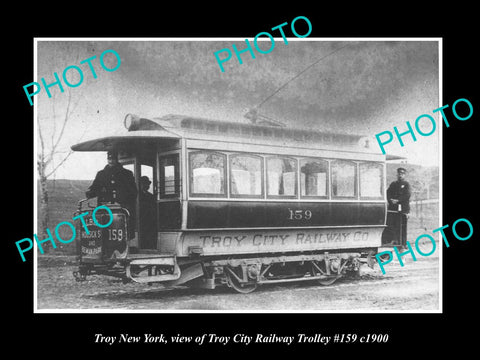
top-left (125, 254), bottom-right (181, 283)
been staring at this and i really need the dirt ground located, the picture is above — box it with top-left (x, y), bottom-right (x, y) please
top-left (36, 251), bottom-right (440, 312)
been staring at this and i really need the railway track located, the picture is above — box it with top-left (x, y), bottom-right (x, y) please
top-left (36, 257), bottom-right (439, 311)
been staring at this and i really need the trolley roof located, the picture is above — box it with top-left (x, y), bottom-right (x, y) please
top-left (71, 130), bottom-right (180, 152)
top-left (72, 114), bottom-right (382, 151)
top-left (71, 114), bottom-right (409, 162)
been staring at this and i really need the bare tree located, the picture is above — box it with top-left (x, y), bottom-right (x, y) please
top-left (37, 89), bottom-right (81, 252)
top-left (36, 41), bottom-right (96, 253)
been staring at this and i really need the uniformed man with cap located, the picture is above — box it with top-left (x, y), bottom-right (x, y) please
top-left (86, 150), bottom-right (138, 236)
top-left (386, 167), bottom-right (411, 245)
top-left (387, 167), bottom-right (411, 214)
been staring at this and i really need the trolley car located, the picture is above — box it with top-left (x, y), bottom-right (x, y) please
top-left (71, 114), bottom-right (405, 293)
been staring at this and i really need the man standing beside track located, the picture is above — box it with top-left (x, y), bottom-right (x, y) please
top-left (387, 167), bottom-right (411, 214)
top-left (386, 167), bottom-right (411, 246)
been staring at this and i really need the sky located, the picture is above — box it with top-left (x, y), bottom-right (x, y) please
top-left (35, 39), bottom-right (440, 180)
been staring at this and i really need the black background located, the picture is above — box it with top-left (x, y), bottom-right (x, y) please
top-left (6, 6), bottom-right (478, 356)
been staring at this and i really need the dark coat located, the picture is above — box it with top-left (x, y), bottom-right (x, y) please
top-left (139, 190), bottom-right (157, 248)
top-left (86, 164), bottom-right (137, 212)
top-left (386, 180), bottom-right (411, 214)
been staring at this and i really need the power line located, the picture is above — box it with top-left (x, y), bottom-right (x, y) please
top-left (255, 43), bottom-right (350, 109)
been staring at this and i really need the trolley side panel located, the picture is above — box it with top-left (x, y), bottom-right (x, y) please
top-left (175, 227), bottom-right (383, 257)
top-left (157, 200), bottom-right (182, 229)
top-left (187, 201), bottom-right (386, 229)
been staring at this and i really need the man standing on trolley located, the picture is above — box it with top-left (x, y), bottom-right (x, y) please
top-left (386, 167), bottom-right (411, 246)
top-left (85, 150), bottom-right (138, 238)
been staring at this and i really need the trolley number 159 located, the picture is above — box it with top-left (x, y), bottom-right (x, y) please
top-left (288, 209), bottom-right (312, 220)
top-left (107, 228), bottom-right (124, 241)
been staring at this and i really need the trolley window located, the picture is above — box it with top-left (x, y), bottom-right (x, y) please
top-left (300, 159), bottom-right (328, 198)
top-left (359, 162), bottom-right (384, 199)
top-left (266, 157), bottom-right (297, 198)
top-left (159, 154), bottom-right (180, 198)
top-left (230, 154), bottom-right (263, 198)
top-left (331, 160), bottom-right (357, 199)
top-left (189, 151), bottom-right (226, 197)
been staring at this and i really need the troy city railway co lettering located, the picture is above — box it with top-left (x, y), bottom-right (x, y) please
top-left (198, 231), bottom-right (368, 248)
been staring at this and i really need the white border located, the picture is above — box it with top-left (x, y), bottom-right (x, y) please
top-left (33, 37), bottom-right (442, 314)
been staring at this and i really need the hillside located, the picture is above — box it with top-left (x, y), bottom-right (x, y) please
top-left (41, 179), bottom-right (92, 223)
top-left (36, 179), bottom-right (91, 255)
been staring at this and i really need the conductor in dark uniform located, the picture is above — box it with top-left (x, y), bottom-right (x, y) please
top-left (86, 150), bottom-right (138, 237)
top-left (387, 167), bottom-right (411, 214)
top-left (386, 167), bottom-right (411, 245)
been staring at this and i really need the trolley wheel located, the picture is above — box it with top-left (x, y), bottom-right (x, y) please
top-left (311, 260), bottom-right (339, 286)
top-left (225, 267), bottom-right (258, 294)
top-left (317, 276), bottom-right (338, 286)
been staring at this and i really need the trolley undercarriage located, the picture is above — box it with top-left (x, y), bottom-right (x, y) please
top-left (73, 248), bottom-right (378, 293)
